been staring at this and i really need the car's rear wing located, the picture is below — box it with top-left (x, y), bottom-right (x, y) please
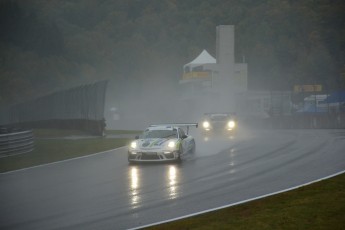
top-left (149, 123), bottom-right (198, 134)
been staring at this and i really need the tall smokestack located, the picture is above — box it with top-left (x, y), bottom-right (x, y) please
top-left (216, 25), bottom-right (235, 109)
top-left (216, 25), bottom-right (235, 66)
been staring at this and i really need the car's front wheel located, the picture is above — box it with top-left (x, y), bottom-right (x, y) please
top-left (190, 140), bottom-right (196, 154)
top-left (176, 147), bottom-right (182, 163)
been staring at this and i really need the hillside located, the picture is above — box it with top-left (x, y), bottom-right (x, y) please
top-left (0, 0), bottom-right (344, 106)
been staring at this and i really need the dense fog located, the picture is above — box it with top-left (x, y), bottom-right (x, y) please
top-left (0, 0), bottom-right (344, 131)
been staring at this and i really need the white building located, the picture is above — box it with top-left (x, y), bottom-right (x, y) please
top-left (179, 25), bottom-right (247, 112)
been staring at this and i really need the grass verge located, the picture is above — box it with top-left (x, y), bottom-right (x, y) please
top-left (0, 129), bottom-right (136, 173)
top-left (147, 173), bottom-right (345, 230)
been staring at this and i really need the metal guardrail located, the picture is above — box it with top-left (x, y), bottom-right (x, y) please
top-left (0, 130), bottom-right (34, 158)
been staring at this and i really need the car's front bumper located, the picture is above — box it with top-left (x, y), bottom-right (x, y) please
top-left (128, 150), bottom-right (179, 162)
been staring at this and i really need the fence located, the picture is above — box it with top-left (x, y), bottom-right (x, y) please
top-left (243, 112), bottom-right (345, 129)
top-left (0, 80), bottom-right (108, 135)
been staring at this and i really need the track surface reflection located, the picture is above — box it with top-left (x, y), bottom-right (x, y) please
top-left (1, 129), bottom-right (344, 229)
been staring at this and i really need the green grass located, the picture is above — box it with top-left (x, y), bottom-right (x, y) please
top-left (33, 129), bottom-right (141, 138)
top-left (105, 129), bottom-right (141, 135)
top-left (33, 129), bottom-right (90, 138)
top-left (147, 173), bottom-right (345, 230)
top-left (0, 129), bottom-right (132, 173)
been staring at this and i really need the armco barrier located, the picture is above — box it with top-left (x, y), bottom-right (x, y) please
top-left (0, 130), bottom-right (34, 158)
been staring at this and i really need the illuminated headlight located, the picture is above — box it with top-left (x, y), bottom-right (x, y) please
top-left (168, 141), bottom-right (176, 148)
top-left (130, 141), bottom-right (137, 149)
top-left (228, 120), bottom-right (235, 128)
top-left (202, 121), bottom-right (210, 129)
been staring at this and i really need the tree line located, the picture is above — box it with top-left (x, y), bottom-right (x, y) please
top-left (0, 0), bottom-right (344, 106)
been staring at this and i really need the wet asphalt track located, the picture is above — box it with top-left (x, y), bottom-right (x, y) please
top-left (1, 129), bottom-right (345, 229)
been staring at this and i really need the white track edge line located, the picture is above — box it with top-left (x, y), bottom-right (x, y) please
top-left (130, 170), bottom-right (345, 230)
top-left (0, 146), bottom-right (127, 175)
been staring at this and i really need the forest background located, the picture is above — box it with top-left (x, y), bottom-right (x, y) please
top-left (0, 0), bottom-right (344, 110)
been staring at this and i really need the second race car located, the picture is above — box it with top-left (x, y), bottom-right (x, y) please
top-left (128, 123), bottom-right (198, 163)
top-left (201, 113), bottom-right (237, 135)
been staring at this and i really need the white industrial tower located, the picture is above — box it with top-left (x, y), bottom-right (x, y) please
top-left (180, 25), bottom-right (247, 112)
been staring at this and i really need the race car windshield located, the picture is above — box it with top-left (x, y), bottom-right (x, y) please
top-left (142, 130), bottom-right (177, 139)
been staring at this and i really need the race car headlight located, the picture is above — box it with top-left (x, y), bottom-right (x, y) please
top-left (228, 120), bottom-right (235, 128)
top-left (202, 121), bottom-right (210, 129)
top-left (130, 141), bottom-right (137, 149)
top-left (168, 141), bottom-right (176, 149)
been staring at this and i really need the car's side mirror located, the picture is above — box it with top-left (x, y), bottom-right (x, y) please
top-left (135, 135), bottom-right (139, 139)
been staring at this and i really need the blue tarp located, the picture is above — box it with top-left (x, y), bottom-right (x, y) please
top-left (323, 91), bottom-right (345, 103)
top-left (296, 104), bottom-right (328, 113)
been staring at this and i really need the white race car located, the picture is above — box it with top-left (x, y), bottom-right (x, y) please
top-left (128, 123), bottom-right (198, 163)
